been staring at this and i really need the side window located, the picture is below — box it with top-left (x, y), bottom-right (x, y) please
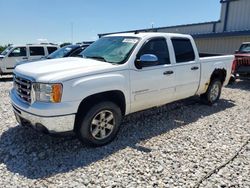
top-left (9, 47), bottom-right (27, 57)
top-left (47, 47), bottom-right (58, 54)
top-left (29, 47), bottom-right (45, 56)
top-left (137, 38), bottom-right (170, 66)
top-left (70, 48), bottom-right (84, 57)
top-left (171, 38), bottom-right (195, 63)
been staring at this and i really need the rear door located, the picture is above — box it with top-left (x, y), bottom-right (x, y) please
top-left (171, 38), bottom-right (200, 99)
top-left (130, 37), bottom-right (176, 113)
top-left (28, 46), bottom-right (46, 60)
top-left (4, 47), bottom-right (27, 71)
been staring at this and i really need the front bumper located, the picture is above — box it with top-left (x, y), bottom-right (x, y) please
top-left (10, 89), bottom-right (76, 133)
top-left (236, 66), bottom-right (250, 74)
top-left (12, 105), bottom-right (75, 133)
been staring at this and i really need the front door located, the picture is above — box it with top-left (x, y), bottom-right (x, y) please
top-left (130, 37), bottom-right (175, 113)
top-left (4, 47), bottom-right (27, 72)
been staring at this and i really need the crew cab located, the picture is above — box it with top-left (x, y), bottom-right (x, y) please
top-left (10, 33), bottom-right (234, 146)
top-left (232, 42), bottom-right (250, 77)
top-left (0, 44), bottom-right (59, 75)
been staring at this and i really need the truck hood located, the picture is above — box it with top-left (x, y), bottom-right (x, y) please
top-left (14, 57), bottom-right (119, 82)
top-left (235, 54), bottom-right (250, 57)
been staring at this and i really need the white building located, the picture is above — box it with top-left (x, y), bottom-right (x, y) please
top-left (99, 0), bottom-right (250, 54)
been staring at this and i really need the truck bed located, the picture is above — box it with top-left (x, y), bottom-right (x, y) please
top-left (199, 53), bottom-right (224, 58)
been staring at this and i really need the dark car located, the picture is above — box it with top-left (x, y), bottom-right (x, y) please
top-left (232, 42), bottom-right (250, 78)
top-left (15, 44), bottom-right (91, 67)
top-left (48, 44), bottom-right (90, 59)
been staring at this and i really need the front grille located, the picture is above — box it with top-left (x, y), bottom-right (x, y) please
top-left (14, 75), bottom-right (32, 103)
top-left (236, 57), bottom-right (250, 66)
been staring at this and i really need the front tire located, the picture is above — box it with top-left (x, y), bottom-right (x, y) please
top-left (200, 79), bottom-right (222, 105)
top-left (76, 101), bottom-right (122, 146)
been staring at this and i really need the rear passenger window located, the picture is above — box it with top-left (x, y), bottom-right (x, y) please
top-left (171, 38), bottom-right (195, 63)
top-left (29, 47), bottom-right (45, 56)
top-left (138, 38), bottom-right (170, 66)
top-left (47, 47), bottom-right (58, 54)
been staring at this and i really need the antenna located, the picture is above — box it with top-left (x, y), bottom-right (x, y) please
top-left (70, 22), bottom-right (74, 44)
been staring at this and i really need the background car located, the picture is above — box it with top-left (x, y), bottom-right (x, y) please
top-left (15, 44), bottom-right (92, 67)
top-left (0, 44), bottom-right (59, 75)
top-left (232, 42), bottom-right (250, 78)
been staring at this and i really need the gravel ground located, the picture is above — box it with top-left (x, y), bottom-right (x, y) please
top-left (0, 76), bottom-right (249, 188)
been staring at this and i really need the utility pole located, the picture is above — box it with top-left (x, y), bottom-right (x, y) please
top-left (151, 22), bottom-right (154, 29)
top-left (70, 22), bottom-right (74, 44)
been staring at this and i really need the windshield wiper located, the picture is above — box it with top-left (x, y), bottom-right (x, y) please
top-left (86, 56), bottom-right (107, 62)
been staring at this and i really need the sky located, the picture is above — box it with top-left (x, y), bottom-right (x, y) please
top-left (0, 0), bottom-right (221, 45)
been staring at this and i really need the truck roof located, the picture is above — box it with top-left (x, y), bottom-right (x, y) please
top-left (9, 44), bottom-right (59, 48)
top-left (105, 32), bottom-right (192, 39)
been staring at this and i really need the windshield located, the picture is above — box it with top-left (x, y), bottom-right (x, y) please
top-left (1, 46), bottom-right (13, 56)
top-left (80, 36), bottom-right (140, 64)
top-left (239, 44), bottom-right (250, 53)
top-left (47, 45), bottom-right (77, 59)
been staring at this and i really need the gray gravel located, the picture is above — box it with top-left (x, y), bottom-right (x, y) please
top-left (0, 76), bottom-right (249, 188)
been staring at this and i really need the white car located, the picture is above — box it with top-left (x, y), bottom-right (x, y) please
top-left (10, 32), bottom-right (234, 146)
top-left (0, 44), bottom-right (59, 75)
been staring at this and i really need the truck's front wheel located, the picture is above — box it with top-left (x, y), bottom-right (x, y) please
top-left (200, 79), bottom-right (222, 105)
top-left (76, 101), bottom-right (122, 146)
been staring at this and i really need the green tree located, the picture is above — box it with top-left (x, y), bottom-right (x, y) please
top-left (0, 46), bottom-right (6, 53)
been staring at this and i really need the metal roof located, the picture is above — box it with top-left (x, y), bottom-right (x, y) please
top-left (193, 30), bottom-right (250, 38)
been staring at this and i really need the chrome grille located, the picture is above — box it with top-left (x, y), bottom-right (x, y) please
top-left (14, 75), bottom-right (32, 103)
top-left (236, 57), bottom-right (250, 66)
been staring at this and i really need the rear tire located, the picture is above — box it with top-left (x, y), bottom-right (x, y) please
top-left (76, 101), bottom-right (122, 147)
top-left (228, 74), bottom-right (236, 85)
top-left (200, 79), bottom-right (222, 105)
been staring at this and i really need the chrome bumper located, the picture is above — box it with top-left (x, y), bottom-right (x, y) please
top-left (13, 105), bottom-right (75, 133)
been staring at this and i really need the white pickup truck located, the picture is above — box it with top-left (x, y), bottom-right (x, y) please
top-left (10, 32), bottom-right (234, 146)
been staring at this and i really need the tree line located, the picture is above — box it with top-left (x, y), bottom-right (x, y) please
top-left (0, 45), bottom-right (10, 53)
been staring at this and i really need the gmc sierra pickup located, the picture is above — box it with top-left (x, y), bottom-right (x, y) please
top-left (10, 32), bottom-right (234, 146)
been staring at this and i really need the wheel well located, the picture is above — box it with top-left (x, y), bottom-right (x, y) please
top-left (74, 90), bottom-right (126, 130)
top-left (210, 69), bottom-right (227, 84)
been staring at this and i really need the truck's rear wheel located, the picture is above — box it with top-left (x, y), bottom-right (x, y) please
top-left (200, 79), bottom-right (222, 105)
top-left (76, 101), bottom-right (122, 146)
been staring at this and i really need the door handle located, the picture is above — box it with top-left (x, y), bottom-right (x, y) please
top-left (22, 57), bottom-right (28, 60)
top-left (163, 70), bottom-right (174, 75)
top-left (191, 66), bottom-right (199, 70)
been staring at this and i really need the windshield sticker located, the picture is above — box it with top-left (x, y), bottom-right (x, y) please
top-left (122, 38), bottom-right (138, 44)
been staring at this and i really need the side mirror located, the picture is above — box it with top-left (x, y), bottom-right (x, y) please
top-left (136, 54), bottom-right (158, 69)
top-left (235, 50), bottom-right (239, 54)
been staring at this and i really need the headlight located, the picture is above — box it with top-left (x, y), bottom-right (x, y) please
top-left (31, 83), bottom-right (63, 103)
